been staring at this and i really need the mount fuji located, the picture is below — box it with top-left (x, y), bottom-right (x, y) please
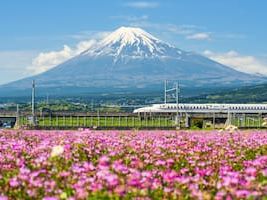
top-left (0, 27), bottom-right (265, 96)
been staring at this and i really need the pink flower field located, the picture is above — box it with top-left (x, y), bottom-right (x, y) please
top-left (0, 130), bottom-right (267, 200)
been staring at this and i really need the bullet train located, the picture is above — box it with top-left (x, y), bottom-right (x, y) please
top-left (133, 103), bottom-right (267, 114)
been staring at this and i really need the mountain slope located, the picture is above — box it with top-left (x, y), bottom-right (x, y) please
top-left (0, 27), bottom-right (265, 96)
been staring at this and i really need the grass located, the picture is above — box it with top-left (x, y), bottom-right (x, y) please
top-left (18, 115), bottom-right (265, 129)
top-left (231, 116), bottom-right (264, 127)
top-left (19, 116), bottom-right (176, 128)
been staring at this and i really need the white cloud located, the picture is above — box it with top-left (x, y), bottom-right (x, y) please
top-left (204, 50), bottom-right (267, 75)
top-left (27, 39), bottom-right (97, 74)
top-left (166, 24), bottom-right (205, 36)
top-left (186, 33), bottom-right (211, 40)
top-left (128, 21), bottom-right (212, 41)
top-left (125, 1), bottom-right (159, 9)
top-left (76, 40), bottom-right (96, 53)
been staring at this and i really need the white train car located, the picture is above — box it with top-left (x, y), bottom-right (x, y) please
top-left (133, 103), bottom-right (267, 114)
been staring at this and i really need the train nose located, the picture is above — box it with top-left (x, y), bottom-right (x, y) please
top-left (133, 108), bottom-right (142, 113)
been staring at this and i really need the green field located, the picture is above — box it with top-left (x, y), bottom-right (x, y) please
top-left (19, 116), bottom-right (176, 128)
top-left (230, 116), bottom-right (264, 128)
top-left (18, 115), bottom-right (266, 129)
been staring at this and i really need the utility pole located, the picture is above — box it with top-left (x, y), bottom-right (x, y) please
top-left (32, 80), bottom-right (36, 126)
top-left (164, 80), bottom-right (167, 104)
top-left (46, 93), bottom-right (49, 105)
top-left (227, 107), bottom-right (231, 126)
top-left (165, 80), bottom-right (180, 127)
top-left (176, 82), bottom-right (180, 128)
top-left (16, 104), bottom-right (20, 129)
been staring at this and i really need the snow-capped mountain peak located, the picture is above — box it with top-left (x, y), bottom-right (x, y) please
top-left (101, 26), bottom-right (160, 46)
top-left (82, 26), bottom-right (181, 59)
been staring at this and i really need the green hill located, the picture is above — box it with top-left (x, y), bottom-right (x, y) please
top-left (185, 83), bottom-right (267, 103)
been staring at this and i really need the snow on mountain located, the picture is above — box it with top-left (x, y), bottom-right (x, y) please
top-left (82, 26), bottom-right (182, 60)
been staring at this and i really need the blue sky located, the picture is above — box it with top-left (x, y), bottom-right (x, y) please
top-left (1, 0), bottom-right (267, 84)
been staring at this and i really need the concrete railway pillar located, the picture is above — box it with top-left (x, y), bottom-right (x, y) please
top-left (213, 113), bottom-right (215, 129)
top-left (185, 113), bottom-right (190, 128)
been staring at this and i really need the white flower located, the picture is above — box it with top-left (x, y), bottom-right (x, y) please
top-left (50, 145), bottom-right (64, 157)
top-left (225, 124), bottom-right (238, 133)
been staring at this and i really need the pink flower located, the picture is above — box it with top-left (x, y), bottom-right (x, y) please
top-left (166, 158), bottom-right (175, 166)
top-left (114, 185), bottom-right (126, 196)
top-left (83, 162), bottom-right (95, 171)
top-left (245, 167), bottom-right (257, 176)
top-left (105, 174), bottom-right (119, 187)
top-left (43, 197), bottom-right (58, 200)
top-left (215, 191), bottom-right (226, 200)
top-left (235, 190), bottom-right (250, 198)
top-left (9, 178), bottom-right (19, 187)
top-left (163, 170), bottom-right (177, 183)
top-left (127, 172), bottom-right (141, 187)
top-left (75, 188), bottom-right (88, 199)
top-left (155, 159), bottom-right (166, 166)
top-left (90, 182), bottom-right (103, 192)
top-left (261, 168), bottom-right (267, 176)
top-left (98, 155), bottom-right (110, 166)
